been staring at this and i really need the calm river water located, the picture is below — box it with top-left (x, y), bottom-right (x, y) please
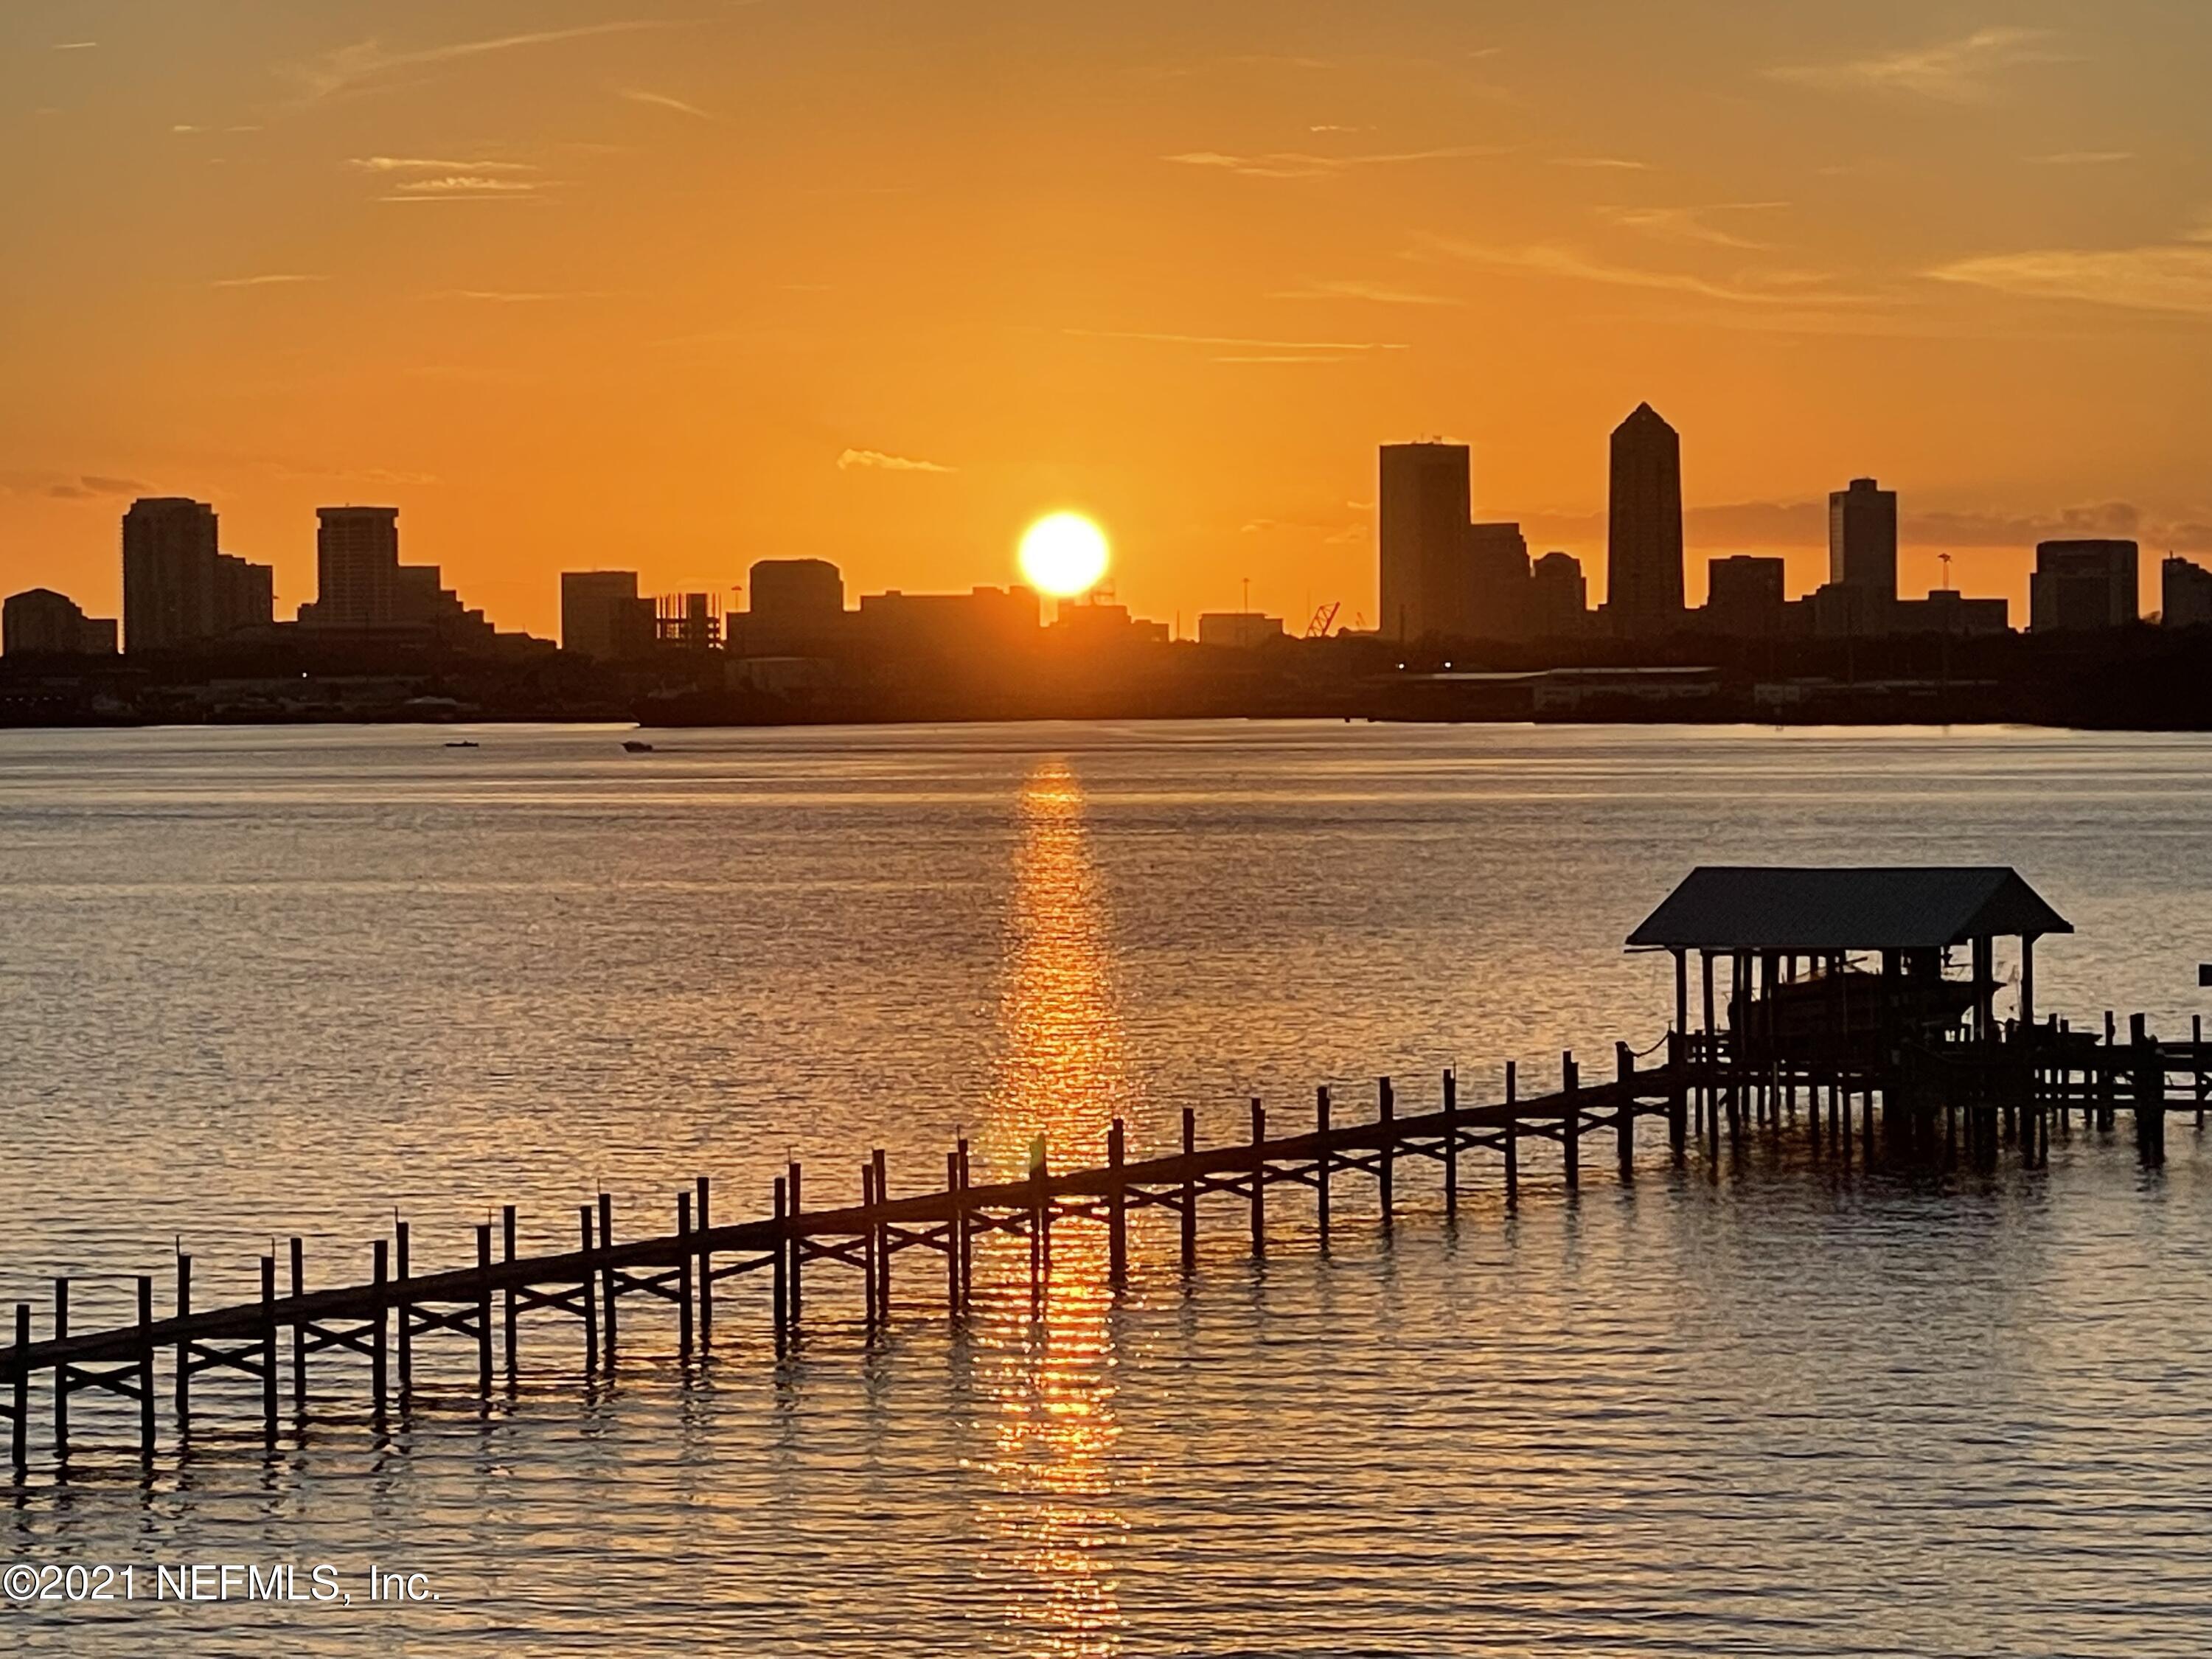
top-left (1, 721), bottom-right (2209, 1656)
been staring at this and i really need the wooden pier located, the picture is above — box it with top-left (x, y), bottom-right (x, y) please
top-left (1, 1022), bottom-right (2203, 1474)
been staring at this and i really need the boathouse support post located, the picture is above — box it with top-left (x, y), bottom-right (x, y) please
top-left (1667, 1029), bottom-right (1687, 1156)
top-left (1377, 1077), bottom-right (1395, 1224)
top-left (1249, 1100), bottom-right (1267, 1255)
top-left (2020, 936), bottom-right (2036, 1029)
top-left (2137, 1032), bottom-right (2166, 1167)
top-left (1107, 1119), bottom-right (1127, 1285)
top-left (1700, 951), bottom-right (1717, 1134)
top-left (1315, 1087), bottom-right (1332, 1245)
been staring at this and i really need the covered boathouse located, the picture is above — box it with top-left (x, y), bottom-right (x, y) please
top-left (1627, 866), bottom-right (2074, 1067)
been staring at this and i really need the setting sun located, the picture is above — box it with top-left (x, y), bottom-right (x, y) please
top-left (1018, 513), bottom-right (1110, 598)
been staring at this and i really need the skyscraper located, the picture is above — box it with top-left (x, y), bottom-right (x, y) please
top-left (1379, 442), bottom-right (1470, 641)
top-left (312, 507), bottom-right (401, 627)
top-left (1605, 405), bottom-right (1685, 636)
top-left (1528, 552), bottom-right (1588, 636)
top-left (2031, 540), bottom-right (2138, 632)
top-left (1450, 522), bottom-right (1531, 640)
top-left (121, 496), bottom-right (219, 652)
top-left (1829, 478), bottom-right (1899, 599)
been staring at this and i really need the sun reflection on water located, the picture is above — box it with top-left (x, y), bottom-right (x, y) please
top-left (971, 759), bottom-right (1128, 1658)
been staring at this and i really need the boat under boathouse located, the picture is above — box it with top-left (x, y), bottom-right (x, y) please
top-left (1627, 866), bottom-right (2074, 1068)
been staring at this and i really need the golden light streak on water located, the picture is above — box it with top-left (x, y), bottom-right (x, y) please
top-left (972, 759), bottom-right (1128, 1658)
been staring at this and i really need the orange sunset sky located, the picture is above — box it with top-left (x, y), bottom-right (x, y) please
top-left (6, 1), bottom-right (2212, 637)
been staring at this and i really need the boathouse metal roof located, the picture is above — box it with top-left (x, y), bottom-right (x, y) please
top-left (1625, 866), bottom-right (2073, 953)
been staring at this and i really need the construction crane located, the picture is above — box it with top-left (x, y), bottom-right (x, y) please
top-left (1304, 601), bottom-right (1341, 639)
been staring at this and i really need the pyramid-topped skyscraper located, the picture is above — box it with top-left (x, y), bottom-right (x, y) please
top-left (1606, 403), bottom-right (1685, 636)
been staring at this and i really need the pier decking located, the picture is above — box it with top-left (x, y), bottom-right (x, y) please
top-left (3, 1024), bottom-right (2205, 1472)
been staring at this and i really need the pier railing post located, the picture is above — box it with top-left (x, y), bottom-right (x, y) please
top-left (175, 1253), bottom-right (192, 1433)
top-left (1180, 1108), bottom-right (1197, 1272)
top-left (1504, 1062), bottom-right (1519, 1205)
top-left (772, 1177), bottom-right (790, 1352)
top-left (371, 1240), bottom-right (389, 1419)
top-left (395, 1219), bottom-right (413, 1396)
top-left (289, 1235), bottom-right (306, 1412)
top-left (1562, 1053), bottom-right (1580, 1191)
top-left (787, 1162), bottom-right (805, 1330)
top-left (10, 1302), bottom-right (27, 1472)
top-left (954, 1143), bottom-right (971, 1306)
top-left (872, 1148), bottom-right (891, 1319)
top-left (259, 1255), bottom-right (277, 1440)
top-left (1315, 1086), bottom-right (1332, 1246)
top-left (695, 1178), bottom-right (713, 1347)
top-left (1107, 1120), bottom-right (1127, 1285)
top-left (578, 1206), bottom-right (598, 1371)
top-left (1615, 1042), bottom-right (1635, 1176)
top-left (862, 1162), bottom-right (880, 1328)
top-left (136, 1275), bottom-right (155, 1460)
top-left (1249, 1099), bottom-right (1267, 1256)
top-left (597, 1193), bottom-right (618, 1361)
top-left (52, 1278), bottom-right (67, 1464)
top-left (501, 1205), bottom-right (518, 1378)
top-left (1442, 1069), bottom-right (1459, 1217)
top-left (1377, 1077), bottom-right (1394, 1225)
top-left (476, 1223), bottom-right (494, 1393)
top-left (676, 1192), bottom-right (694, 1360)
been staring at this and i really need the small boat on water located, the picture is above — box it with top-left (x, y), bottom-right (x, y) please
top-left (622, 740), bottom-right (655, 754)
top-left (444, 740), bottom-right (480, 748)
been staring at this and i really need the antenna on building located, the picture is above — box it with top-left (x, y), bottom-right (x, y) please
top-left (1939, 552), bottom-right (1953, 592)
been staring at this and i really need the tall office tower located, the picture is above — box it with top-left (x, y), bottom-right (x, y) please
top-left (1605, 405), bottom-right (1685, 636)
top-left (121, 496), bottom-right (219, 652)
top-left (560, 571), bottom-right (657, 659)
top-left (2031, 540), bottom-right (2139, 632)
top-left (314, 507), bottom-right (402, 626)
top-left (1378, 442), bottom-right (1471, 641)
top-left (1528, 552), bottom-right (1588, 636)
top-left (1829, 477), bottom-right (1899, 599)
top-left (2162, 556), bottom-right (2212, 628)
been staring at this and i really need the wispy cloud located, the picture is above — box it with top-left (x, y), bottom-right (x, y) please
top-left (838, 449), bottom-right (956, 474)
top-left (1065, 328), bottom-right (1409, 360)
top-left (1770, 27), bottom-right (2067, 103)
top-left (293, 22), bottom-right (679, 102)
top-left (619, 88), bottom-right (717, 121)
top-left (2031, 150), bottom-right (2133, 167)
top-left (1552, 156), bottom-right (1651, 171)
top-left (1267, 278), bottom-right (1458, 306)
top-left (52, 41), bottom-right (97, 51)
top-left (431, 288), bottom-right (611, 303)
top-left (1598, 203), bottom-right (1790, 251)
top-left (1929, 238), bottom-right (2212, 316)
top-left (210, 273), bottom-right (328, 288)
top-left (384, 176), bottom-right (545, 197)
top-left (350, 156), bottom-right (538, 174)
top-left (42, 473), bottom-right (150, 501)
top-left (173, 123), bottom-right (262, 135)
top-left (1165, 145), bottom-right (1500, 180)
top-left (1422, 235), bottom-right (1855, 307)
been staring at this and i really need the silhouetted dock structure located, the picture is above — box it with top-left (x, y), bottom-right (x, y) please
top-left (4, 865), bottom-right (2203, 1472)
